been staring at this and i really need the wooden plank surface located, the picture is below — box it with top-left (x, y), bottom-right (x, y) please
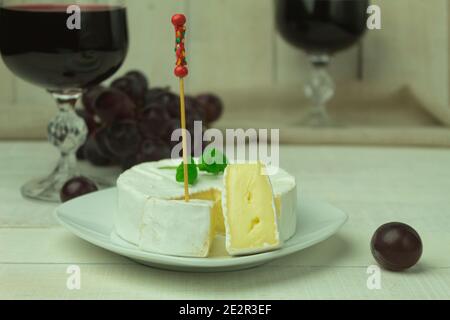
top-left (1, 263), bottom-right (449, 300)
top-left (0, 142), bottom-right (450, 299)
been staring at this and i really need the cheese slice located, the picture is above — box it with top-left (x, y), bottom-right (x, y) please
top-left (139, 198), bottom-right (215, 258)
top-left (223, 163), bottom-right (281, 255)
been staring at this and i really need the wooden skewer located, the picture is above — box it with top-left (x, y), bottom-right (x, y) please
top-left (179, 78), bottom-right (190, 202)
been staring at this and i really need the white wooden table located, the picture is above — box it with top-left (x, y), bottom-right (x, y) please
top-left (1, 141), bottom-right (450, 300)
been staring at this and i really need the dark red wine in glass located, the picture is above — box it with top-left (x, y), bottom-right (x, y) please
top-left (275, 0), bottom-right (368, 126)
top-left (0, 1), bottom-right (129, 202)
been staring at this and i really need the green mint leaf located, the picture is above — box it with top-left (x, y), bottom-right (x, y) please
top-left (176, 158), bottom-right (198, 185)
top-left (198, 148), bottom-right (228, 175)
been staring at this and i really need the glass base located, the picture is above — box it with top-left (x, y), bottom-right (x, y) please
top-left (299, 107), bottom-right (341, 127)
top-left (21, 166), bottom-right (113, 203)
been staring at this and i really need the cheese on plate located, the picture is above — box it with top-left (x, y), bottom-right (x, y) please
top-left (139, 198), bottom-right (215, 257)
top-left (115, 159), bottom-right (297, 257)
top-left (223, 163), bottom-right (280, 255)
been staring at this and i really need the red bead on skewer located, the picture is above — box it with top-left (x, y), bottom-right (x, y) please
top-left (171, 14), bottom-right (186, 27)
top-left (174, 66), bottom-right (188, 78)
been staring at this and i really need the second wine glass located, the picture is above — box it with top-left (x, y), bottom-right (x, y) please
top-left (276, 0), bottom-right (369, 126)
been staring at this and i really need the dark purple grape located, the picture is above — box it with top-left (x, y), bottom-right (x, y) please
top-left (371, 222), bottom-right (423, 271)
top-left (120, 154), bottom-right (138, 171)
top-left (137, 138), bottom-right (171, 163)
top-left (125, 70), bottom-right (148, 88)
top-left (111, 71), bottom-right (148, 108)
top-left (76, 109), bottom-right (99, 136)
top-left (144, 87), bottom-right (171, 104)
top-left (185, 95), bottom-right (205, 122)
top-left (105, 120), bottom-right (142, 159)
top-left (94, 126), bottom-right (116, 159)
top-left (121, 138), bottom-right (171, 169)
top-left (94, 88), bottom-right (136, 124)
top-left (82, 86), bottom-right (105, 115)
top-left (138, 103), bottom-right (171, 138)
top-left (84, 134), bottom-right (112, 166)
top-left (164, 118), bottom-right (183, 144)
top-left (76, 145), bottom-right (85, 160)
top-left (196, 93), bottom-right (224, 123)
top-left (157, 94), bottom-right (180, 119)
top-left (60, 176), bottom-right (98, 203)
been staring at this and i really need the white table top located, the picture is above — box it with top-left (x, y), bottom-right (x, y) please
top-left (1, 141), bottom-right (450, 300)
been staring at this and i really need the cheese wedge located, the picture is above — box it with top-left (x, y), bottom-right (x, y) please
top-left (223, 163), bottom-right (281, 255)
top-left (139, 198), bottom-right (215, 257)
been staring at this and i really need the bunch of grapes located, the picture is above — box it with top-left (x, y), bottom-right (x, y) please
top-left (76, 70), bottom-right (223, 170)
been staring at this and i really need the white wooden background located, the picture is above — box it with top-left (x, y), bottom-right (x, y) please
top-left (1, 0), bottom-right (450, 138)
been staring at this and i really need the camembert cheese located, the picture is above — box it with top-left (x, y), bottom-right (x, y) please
top-left (115, 159), bottom-right (297, 257)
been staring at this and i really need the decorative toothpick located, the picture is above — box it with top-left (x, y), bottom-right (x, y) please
top-left (172, 14), bottom-right (190, 202)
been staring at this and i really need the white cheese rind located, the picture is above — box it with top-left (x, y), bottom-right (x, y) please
top-left (139, 199), bottom-right (214, 257)
top-left (274, 185), bottom-right (298, 242)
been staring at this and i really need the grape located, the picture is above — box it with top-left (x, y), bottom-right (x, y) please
top-left (94, 88), bottom-right (136, 124)
top-left (84, 134), bottom-right (112, 166)
top-left (120, 155), bottom-right (138, 171)
top-left (144, 87), bottom-right (170, 104)
top-left (60, 176), bottom-right (98, 203)
top-left (105, 120), bottom-right (142, 159)
top-left (138, 103), bottom-right (171, 138)
top-left (95, 126), bottom-right (116, 159)
top-left (185, 95), bottom-right (205, 122)
top-left (126, 70), bottom-right (148, 89)
top-left (164, 95), bottom-right (205, 125)
top-left (137, 138), bottom-right (171, 162)
top-left (111, 71), bottom-right (148, 108)
top-left (196, 93), bottom-right (224, 123)
top-left (371, 223), bottom-right (423, 271)
top-left (146, 89), bottom-right (180, 119)
top-left (76, 145), bottom-right (85, 160)
top-left (121, 138), bottom-right (171, 169)
top-left (82, 86), bottom-right (105, 115)
top-left (76, 109), bottom-right (99, 136)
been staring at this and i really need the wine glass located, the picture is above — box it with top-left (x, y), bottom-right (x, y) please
top-left (0, 0), bottom-right (128, 201)
top-left (275, 0), bottom-right (368, 126)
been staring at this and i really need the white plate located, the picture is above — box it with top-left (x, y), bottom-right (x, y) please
top-left (55, 188), bottom-right (348, 272)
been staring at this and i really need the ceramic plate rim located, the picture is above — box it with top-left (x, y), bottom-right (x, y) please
top-left (55, 188), bottom-right (348, 268)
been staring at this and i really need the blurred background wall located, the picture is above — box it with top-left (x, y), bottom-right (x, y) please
top-left (1, 0), bottom-right (449, 142)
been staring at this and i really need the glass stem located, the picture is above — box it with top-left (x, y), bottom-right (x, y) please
top-left (48, 90), bottom-right (87, 180)
top-left (303, 54), bottom-right (335, 126)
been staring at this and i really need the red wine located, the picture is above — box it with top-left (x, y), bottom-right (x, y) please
top-left (276, 0), bottom-right (368, 54)
top-left (0, 4), bottom-right (128, 90)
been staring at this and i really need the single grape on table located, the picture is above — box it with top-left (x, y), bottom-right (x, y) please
top-left (60, 176), bottom-right (99, 203)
